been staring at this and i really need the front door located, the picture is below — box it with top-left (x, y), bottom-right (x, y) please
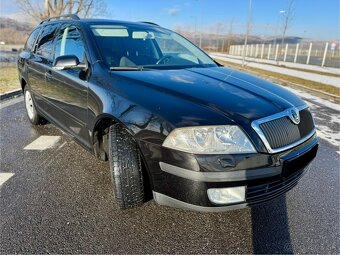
top-left (45, 24), bottom-right (90, 147)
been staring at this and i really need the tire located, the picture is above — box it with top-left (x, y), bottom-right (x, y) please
top-left (24, 86), bottom-right (44, 125)
top-left (108, 124), bottom-right (144, 209)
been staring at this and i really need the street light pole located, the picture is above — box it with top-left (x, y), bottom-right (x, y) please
top-left (279, 10), bottom-right (286, 46)
top-left (199, 0), bottom-right (204, 48)
top-left (242, 0), bottom-right (252, 66)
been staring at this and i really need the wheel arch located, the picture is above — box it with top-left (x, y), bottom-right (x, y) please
top-left (92, 113), bottom-right (125, 161)
top-left (92, 113), bottom-right (154, 196)
top-left (20, 77), bottom-right (27, 92)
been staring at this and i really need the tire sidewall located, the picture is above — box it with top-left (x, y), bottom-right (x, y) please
top-left (108, 124), bottom-right (144, 209)
top-left (24, 86), bottom-right (39, 125)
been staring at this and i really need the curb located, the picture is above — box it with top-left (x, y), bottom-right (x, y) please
top-left (0, 89), bottom-right (22, 101)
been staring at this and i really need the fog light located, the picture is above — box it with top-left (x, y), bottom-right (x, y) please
top-left (207, 186), bottom-right (246, 205)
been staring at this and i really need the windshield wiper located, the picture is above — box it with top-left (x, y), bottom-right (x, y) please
top-left (110, 66), bottom-right (154, 71)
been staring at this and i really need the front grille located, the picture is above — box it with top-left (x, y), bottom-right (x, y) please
top-left (259, 108), bottom-right (315, 150)
top-left (246, 166), bottom-right (306, 201)
top-left (246, 143), bottom-right (317, 202)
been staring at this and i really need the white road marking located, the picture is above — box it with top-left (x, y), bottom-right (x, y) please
top-left (0, 173), bottom-right (15, 187)
top-left (24, 136), bottom-right (61, 151)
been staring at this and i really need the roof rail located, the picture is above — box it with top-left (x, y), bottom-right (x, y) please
top-left (140, 21), bottom-right (160, 26)
top-left (40, 14), bottom-right (80, 24)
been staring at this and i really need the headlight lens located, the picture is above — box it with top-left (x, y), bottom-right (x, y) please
top-left (163, 125), bottom-right (256, 154)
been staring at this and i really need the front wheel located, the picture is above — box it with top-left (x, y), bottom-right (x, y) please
top-left (24, 86), bottom-right (44, 125)
top-left (108, 124), bottom-right (145, 209)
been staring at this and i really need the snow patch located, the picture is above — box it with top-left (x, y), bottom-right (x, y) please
top-left (285, 87), bottom-right (340, 112)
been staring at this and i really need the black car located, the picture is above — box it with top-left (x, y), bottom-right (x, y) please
top-left (18, 15), bottom-right (318, 212)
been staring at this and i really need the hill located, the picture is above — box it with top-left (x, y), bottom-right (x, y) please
top-left (0, 17), bottom-right (34, 44)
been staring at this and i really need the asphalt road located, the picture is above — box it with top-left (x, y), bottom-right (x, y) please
top-left (0, 96), bottom-right (339, 254)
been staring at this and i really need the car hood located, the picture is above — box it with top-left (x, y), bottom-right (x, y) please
top-left (112, 66), bottom-right (305, 122)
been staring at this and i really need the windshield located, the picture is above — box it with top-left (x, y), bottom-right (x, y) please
top-left (90, 24), bottom-right (217, 70)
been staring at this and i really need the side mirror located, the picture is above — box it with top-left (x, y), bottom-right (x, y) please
top-left (53, 55), bottom-right (87, 71)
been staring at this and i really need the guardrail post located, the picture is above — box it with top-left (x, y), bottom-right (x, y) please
top-left (255, 44), bottom-right (259, 57)
top-left (261, 44), bottom-right (264, 58)
top-left (306, 43), bottom-right (312, 64)
top-left (275, 44), bottom-right (279, 61)
top-left (267, 44), bottom-right (271, 59)
top-left (283, 44), bottom-right (288, 62)
top-left (250, 45), bottom-right (253, 57)
top-left (294, 43), bottom-right (299, 63)
top-left (321, 42), bottom-right (328, 67)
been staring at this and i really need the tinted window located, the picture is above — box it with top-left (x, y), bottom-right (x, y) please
top-left (25, 27), bottom-right (41, 51)
top-left (54, 25), bottom-right (85, 63)
top-left (36, 24), bottom-right (59, 61)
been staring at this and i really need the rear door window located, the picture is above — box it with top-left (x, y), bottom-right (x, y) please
top-left (36, 24), bottom-right (60, 61)
top-left (25, 27), bottom-right (42, 52)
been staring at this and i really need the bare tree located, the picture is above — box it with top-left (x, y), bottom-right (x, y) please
top-left (15, 0), bottom-right (107, 21)
top-left (280, 0), bottom-right (295, 45)
top-left (215, 22), bottom-right (223, 51)
top-left (224, 18), bottom-right (234, 53)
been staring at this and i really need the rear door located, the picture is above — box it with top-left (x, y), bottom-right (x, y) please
top-left (45, 23), bottom-right (90, 147)
top-left (28, 23), bottom-right (60, 112)
top-left (18, 26), bottom-right (42, 85)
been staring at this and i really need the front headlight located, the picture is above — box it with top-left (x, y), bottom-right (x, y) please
top-left (163, 125), bottom-right (256, 154)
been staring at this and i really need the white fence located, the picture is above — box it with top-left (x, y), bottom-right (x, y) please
top-left (229, 42), bottom-right (340, 68)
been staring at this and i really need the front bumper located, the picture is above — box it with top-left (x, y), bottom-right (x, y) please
top-left (138, 135), bottom-right (318, 212)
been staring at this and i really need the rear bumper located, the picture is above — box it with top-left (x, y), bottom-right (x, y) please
top-left (139, 135), bottom-right (318, 212)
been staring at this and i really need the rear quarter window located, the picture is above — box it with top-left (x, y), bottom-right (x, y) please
top-left (25, 27), bottom-right (42, 52)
